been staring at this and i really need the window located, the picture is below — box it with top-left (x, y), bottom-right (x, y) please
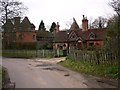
top-left (72, 35), bottom-right (75, 38)
top-left (89, 42), bottom-right (94, 46)
top-left (18, 33), bottom-right (24, 40)
top-left (89, 32), bottom-right (95, 39)
top-left (63, 44), bottom-right (66, 47)
top-left (33, 35), bottom-right (36, 40)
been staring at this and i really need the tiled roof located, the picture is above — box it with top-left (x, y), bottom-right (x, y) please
top-left (53, 31), bottom-right (68, 43)
top-left (2, 19), bottom-right (14, 32)
top-left (36, 31), bottom-right (54, 41)
top-left (70, 18), bottom-right (79, 30)
top-left (37, 31), bottom-right (53, 37)
top-left (54, 28), bottom-right (107, 43)
top-left (2, 17), bottom-right (35, 32)
top-left (79, 28), bottom-right (106, 41)
top-left (21, 17), bottom-right (31, 25)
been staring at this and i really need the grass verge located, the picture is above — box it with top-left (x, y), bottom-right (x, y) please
top-left (59, 58), bottom-right (119, 80)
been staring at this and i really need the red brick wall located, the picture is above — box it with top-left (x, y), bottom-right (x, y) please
top-left (87, 40), bottom-right (104, 48)
top-left (82, 15), bottom-right (88, 31)
top-left (16, 31), bottom-right (36, 43)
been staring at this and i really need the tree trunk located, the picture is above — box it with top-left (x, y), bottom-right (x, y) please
top-left (5, 4), bottom-right (8, 23)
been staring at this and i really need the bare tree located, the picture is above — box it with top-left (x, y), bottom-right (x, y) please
top-left (0, 0), bottom-right (28, 24)
top-left (64, 19), bottom-right (72, 29)
top-left (110, 0), bottom-right (120, 15)
top-left (91, 17), bottom-right (108, 28)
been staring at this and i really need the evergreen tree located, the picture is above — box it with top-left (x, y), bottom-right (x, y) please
top-left (38, 20), bottom-right (46, 31)
top-left (104, 0), bottom-right (120, 55)
top-left (49, 22), bottom-right (56, 32)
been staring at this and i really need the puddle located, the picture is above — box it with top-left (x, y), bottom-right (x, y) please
top-left (35, 64), bottom-right (52, 67)
top-left (82, 82), bottom-right (88, 86)
top-left (28, 64), bottom-right (32, 65)
top-left (64, 73), bottom-right (70, 77)
top-left (97, 80), bottom-right (105, 83)
top-left (42, 67), bottom-right (65, 72)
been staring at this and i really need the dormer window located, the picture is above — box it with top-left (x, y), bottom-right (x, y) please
top-left (89, 32), bottom-right (95, 39)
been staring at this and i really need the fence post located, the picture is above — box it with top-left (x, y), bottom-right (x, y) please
top-left (42, 50), bottom-right (45, 57)
top-left (57, 49), bottom-right (59, 57)
top-left (95, 50), bottom-right (100, 65)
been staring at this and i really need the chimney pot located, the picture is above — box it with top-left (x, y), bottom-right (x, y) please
top-left (83, 15), bottom-right (85, 18)
top-left (14, 17), bottom-right (20, 25)
top-left (57, 22), bottom-right (59, 25)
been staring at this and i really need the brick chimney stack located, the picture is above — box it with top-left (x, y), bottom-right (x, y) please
top-left (82, 15), bottom-right (88, 31)
top-left (55, 22), bottom-right (60, 32)
top-left (14, 17), bottom-right (20, 30)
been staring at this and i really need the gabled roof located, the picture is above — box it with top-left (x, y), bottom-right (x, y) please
top-left (79, 28), bottom-right (107, 41)
top-left (2, 19), bottom-right (14, 32)
top-left (54, 28), bottom-right (107, 43)
top-left (31, 23), bottom-right (36, 29)
top-left (20, 17), bottom-right (35, 31)
top-left (68, 30), bottom-right (80, 42)
top-left (2, 17), bottom-right (35, 32)
top-left (70, 18), bottom-right (79, 30)
top-left (21, 17), bottom-right (31, 25)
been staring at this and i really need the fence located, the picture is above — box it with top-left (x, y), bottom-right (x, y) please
top-left (2, 49), bottom-right (64, 58)
top-left (68, 50), bottom-right (118, 65)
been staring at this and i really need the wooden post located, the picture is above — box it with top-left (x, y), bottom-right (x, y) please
top-left (95, 50), bottom-right (100, 65)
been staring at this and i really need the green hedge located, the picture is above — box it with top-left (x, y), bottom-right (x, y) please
top-left (3, 42), bottom-right (37, 50)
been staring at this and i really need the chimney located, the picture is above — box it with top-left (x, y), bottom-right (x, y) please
top-left (14, 17), bottom-right (20, 25)
top-left (14, 17), bottom-right (20, 30)
top-left (55, 22), bottom-right (60, 32)
top-left (82, 15), bottom-right (88, 31)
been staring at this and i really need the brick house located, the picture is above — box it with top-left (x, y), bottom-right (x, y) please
top-left (53, 15), bottom-right (106, 50)
top-left (2, 17), bottom-right (36, 49)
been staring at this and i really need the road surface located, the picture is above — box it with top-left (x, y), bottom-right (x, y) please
top-left (2, 57), bottom-right (117, 88)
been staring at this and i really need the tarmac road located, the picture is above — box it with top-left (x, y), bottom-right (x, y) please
top-left (2, 57), bottom-right (117, 88)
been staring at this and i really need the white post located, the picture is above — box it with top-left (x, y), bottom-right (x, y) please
top-left (57, 49), bottom-right (59, 57)
top-left (43, 50), bottom-right (44, 57)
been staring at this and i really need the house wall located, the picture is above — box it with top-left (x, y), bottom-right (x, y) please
top-left (53, 43), bottom-right (68, 50)
top-left (16, 31), bottom-right (36, 43)
top-left (87, 40), bottom-right (104, 48)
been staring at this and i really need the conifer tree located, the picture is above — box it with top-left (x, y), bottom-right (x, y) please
top-left (49, 22), bottom-right (56, 32)
top-left (38, 20), bottom-right (46, 31)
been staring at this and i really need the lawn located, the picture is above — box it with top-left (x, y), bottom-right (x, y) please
top-left (59, 58), bottom-right (119, 80)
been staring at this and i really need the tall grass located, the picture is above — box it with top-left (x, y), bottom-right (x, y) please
top-left (59, 58), bottom-right (119, 79)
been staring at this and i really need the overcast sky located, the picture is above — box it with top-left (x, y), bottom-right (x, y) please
top-left (20, 0), bottom-right (115, 30)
